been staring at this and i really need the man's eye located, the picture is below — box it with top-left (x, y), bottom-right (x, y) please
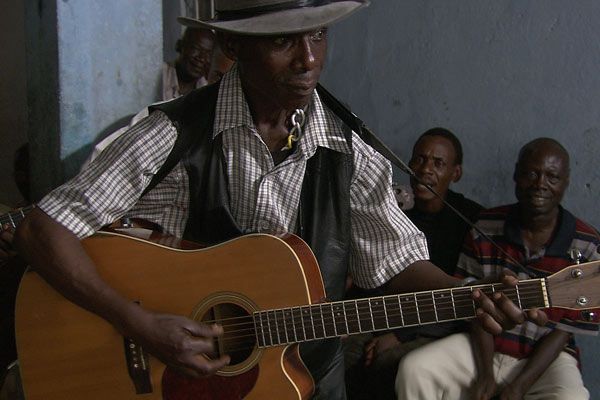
top-left (310, 28), bottom-right (327, 41)
top-left (273, 36), bottom-right (290, 45)
top-left (525, 171), bottom-right (538, 181)
top-left (409, 156), bottom-right (423, 165)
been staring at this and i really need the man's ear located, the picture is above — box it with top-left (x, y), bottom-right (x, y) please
top-left (452, 164), bottom-right (463, 183)
top-left (218, 33), bottom-right (240, 61)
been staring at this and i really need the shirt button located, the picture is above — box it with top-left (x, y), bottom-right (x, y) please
top-left (260, 222), bottom-right (270, 231)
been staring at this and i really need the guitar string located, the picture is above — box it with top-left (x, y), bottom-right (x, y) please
top-left (0, 206), bottom-right (34, 232)
top-left (203, 286), bottom-right (543, 339)
top-left (197, 287), bottom-right (546, 334)
top-left (198, 295), bottom-right (546, 339)
top-left (207, 290), bottom-right (549, 353)
top-left (195, 283), bottom-right (545, 326)
top-left (199, 288), bottom-right (546, 333)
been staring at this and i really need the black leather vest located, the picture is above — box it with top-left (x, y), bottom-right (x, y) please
top-left (148, 82), bottom-right (355, 378)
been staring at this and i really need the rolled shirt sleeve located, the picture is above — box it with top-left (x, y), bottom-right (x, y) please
top-left (349, 141), bottom-right (429, 289)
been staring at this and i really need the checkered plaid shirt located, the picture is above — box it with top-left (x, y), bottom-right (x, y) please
top-left (38, 66), bottom-right (428, 289)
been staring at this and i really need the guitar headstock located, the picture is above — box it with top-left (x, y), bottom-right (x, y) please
top-left (546, 260), bottom-right (600, 310)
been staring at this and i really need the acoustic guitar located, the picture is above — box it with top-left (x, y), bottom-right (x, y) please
top-left (14, 229), bottom-right (600, 399)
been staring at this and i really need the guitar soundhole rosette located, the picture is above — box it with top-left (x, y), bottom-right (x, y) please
top-left (191, 292), bottom-right (262, 377)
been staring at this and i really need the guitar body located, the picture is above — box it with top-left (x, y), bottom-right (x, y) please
top-left (15, 231), bottom-right (324, 399)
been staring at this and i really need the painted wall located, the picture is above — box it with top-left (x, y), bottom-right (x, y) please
top-left (24, 0), bottom-right (163, 199)
top-left (0, 1), bottom-right (28, 207)
top-left (322, 0), bottom-right (600, 396)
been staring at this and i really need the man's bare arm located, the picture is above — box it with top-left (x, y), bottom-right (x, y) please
top-left (499, 330), bottom-right (570, 400)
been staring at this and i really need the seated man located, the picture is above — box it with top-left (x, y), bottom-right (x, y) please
top-left (346, 127), bottom-right (483, 400)
top-left (396, 137), bottom-right (599, 400)
top-left (163, 27), bottom-right (215, 99)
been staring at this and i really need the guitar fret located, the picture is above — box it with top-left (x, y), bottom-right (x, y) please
top-left (292, 307), bottom-right (306, 342)
top-left (371, 298), bottom-right (387, 330)
top-left (267, 311), bottom-right (274, 345)
top-left (398, 295), bottom-right (405, 326)
top-left (414, 294), bottom-right (421, 324)
top-left (471, 287), bottom-right (476, 315)
top-left (309, 306), bottom-right (317, 339)
top-left (311, 305), bottom-right (325, 339)
top-left (290, 309), bottom-right (298, 342)
top-left (262, 311), bottom-right (271, 346)
top-left (319, 304), bottom-right (328, 337)
top-left (301, 307), bottom-right (314, 341)
top-left (275, 310), bottom-right (283, 344)
top-left (434, 290), bottom-right (453, 321)
top-left (8, 213), bottom-right (15, 228)
top-left (342, 300), bottom-right (358, 334)
top-left (382, 297), bottom-right (390, 329)
top-left (280, 309), bottom-right (289, 343)
top-left (322, 304), bottom-right (336, 337)
top-left (354, 300), bottom-right (362, 332)
top-left (333, 303), bottom-right (347, 335)
top-left (356, 299), bottom-right (373, 331)
top-left (450, 288), bottom-right (457, 319)
top-left (515, 285), bottom-right (522, 309)
top-left (381, 296), bottom-right (401, 328)
top-left (300, 307), bottom-right (308, 341)
top-left (368, 299), bottom-right (375, 329)
top-left (342, 303), bottom-right (349, 334)
top-left (431, 292), bottom-right (439, 322)
top-left (255, 312), bottom-right (266, 347)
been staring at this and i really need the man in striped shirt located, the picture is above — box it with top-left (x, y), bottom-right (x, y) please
top-left (12, 1), bottom-right (545, 398)
top-left (396, 137), bottom-right (599, 400)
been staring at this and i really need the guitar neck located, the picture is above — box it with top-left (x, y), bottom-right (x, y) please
top-left (0, 205), bottom-right (35, 232)
top-left (254, 279), bottom-right (549, 347)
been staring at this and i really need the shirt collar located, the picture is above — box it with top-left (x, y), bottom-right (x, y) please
top-left (504, 204), bottom-right (576, 257)
top-left (213, 65), bottom-right (351, 156)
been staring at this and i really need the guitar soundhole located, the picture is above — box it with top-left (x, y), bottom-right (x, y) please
top-left (201, 302), bottom-right (256, 367)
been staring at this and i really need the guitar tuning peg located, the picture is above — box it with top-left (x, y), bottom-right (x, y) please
top-left (581, 311), bottom-right (597, 322)
top-left (568, 248), bottom-right (583, 264)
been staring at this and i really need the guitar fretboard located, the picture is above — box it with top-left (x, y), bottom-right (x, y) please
top-left (253, 279), bottom-right (548, 347)
top-left (0, 205), bottom-right (35, 232)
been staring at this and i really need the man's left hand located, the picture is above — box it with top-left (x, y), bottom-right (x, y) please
top-left (473, 272), bottom-right (548, 335)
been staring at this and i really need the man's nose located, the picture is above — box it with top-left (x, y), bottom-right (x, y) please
top-left (419, 158), bottom-right (435, 173)
top-left (529, 175), bottom-right (550, 192)
top-left (293, 36), bottom-right (317, 71)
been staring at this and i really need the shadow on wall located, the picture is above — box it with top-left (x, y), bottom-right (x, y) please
top-left (60, 113), bottom-right (136, 181)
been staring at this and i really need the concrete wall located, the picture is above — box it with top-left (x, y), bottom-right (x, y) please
top-left (24, 0), bottom-right (163, 200)
top-left (0, 1), bottom-right (28, 206)
top-left (322, 0), bottom-right (600, 396)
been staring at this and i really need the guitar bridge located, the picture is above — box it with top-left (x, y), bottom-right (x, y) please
top-left (123, 336), bottom-right (152, 394)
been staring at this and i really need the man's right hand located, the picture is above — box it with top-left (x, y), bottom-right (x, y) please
top-left (124, 308), bottom-right (231, 377)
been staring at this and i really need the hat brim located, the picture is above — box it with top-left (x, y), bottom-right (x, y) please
top-left (178, 1), bottom-right (369, 36)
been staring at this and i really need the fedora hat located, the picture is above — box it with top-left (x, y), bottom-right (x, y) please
top-left (178, 0), bottom-right (369, 36)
